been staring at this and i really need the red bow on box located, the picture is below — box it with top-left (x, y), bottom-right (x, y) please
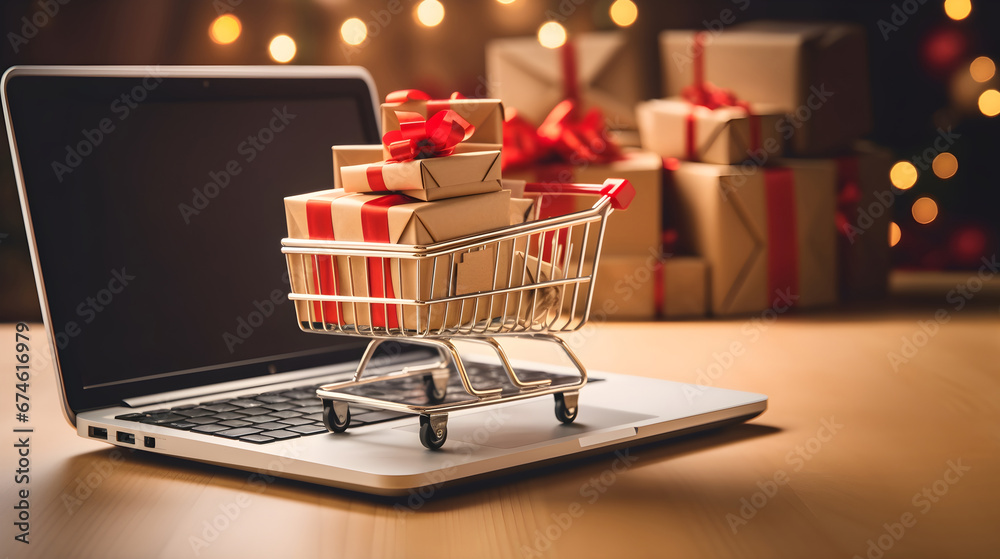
top-left (382, 109), bottom-right (475, 162)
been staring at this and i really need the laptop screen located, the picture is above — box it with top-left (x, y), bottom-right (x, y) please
top-left (5, 69), bottom-right (382, 412)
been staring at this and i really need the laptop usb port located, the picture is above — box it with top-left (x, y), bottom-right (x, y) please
top-left (88, 426), bottom-right (108, 440)
top-left (116, 431), bottom-right (135, 444)
top-left (144, 436), bottom-right (155, 448)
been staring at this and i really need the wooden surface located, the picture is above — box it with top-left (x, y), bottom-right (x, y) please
top-left (2, 272), bottom-right (999, 559)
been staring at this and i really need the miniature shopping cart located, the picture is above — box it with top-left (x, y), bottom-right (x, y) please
top-left (281, 178), bottom-right (635, 449)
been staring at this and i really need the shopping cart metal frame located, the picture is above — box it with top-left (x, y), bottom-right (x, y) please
top-left (281, 178), bottom-right (635, 449)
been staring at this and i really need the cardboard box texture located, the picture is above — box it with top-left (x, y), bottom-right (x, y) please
top-left (381, 96), bottom-right (504, 149)
top-left (340, 151), bottom-right (502, 201)
top-left (660, 22), bottom-right (871, 156)
top-left (665, 160), bottom-right (837, 315)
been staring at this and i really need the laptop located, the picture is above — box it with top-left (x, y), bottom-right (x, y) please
top-left (3, 65), bottom-right (767, 496)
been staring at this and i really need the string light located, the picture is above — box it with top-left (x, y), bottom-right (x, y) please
top-left (538, 21), bottom-right (567, 49)
top-left (497, 0), bottom-right (516, 4)
top-left (911, 197), bottom-right (939, 225)
top-left (269, 35), bottom-right (296, 63)
top-left (415, 0), bottom-right (445, 27)
top-left (978, 89), bottom-right (1000, 117)
top-left (970, 56), bottom-right (995, 82)
top-left (932, 153), bottom-right (958, 179)
top-left (890, 161), bottom-right (918, 190)
top-left (341, 18), bottom-right (367, 45)
top-left (943, 0), bottom-right (972, 21)
top-left (209, 14), bottom-right (241, 45)
top-left (609, 0), bottom-right (638, 27)
top-left (889, 222), bottom-right (901, 247)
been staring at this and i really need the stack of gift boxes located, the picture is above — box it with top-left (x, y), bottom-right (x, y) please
top-left (486, 20), bottom-right (894, 318)
top-left (286, 90), bottom-right (553, 331)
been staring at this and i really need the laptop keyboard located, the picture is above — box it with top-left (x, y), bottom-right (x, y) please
top-left (115, 363), bottom-right (596, 445)
top-left (114, 384), bottom-right (409, 444)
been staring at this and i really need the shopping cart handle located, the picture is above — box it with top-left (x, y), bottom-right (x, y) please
top-left (523, 178), bottom-right (635, 210)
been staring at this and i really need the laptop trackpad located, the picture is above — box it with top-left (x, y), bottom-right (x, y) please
top-left (397, 401), bottom-right (655, 449)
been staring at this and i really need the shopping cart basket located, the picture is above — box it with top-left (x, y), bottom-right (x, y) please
top-left (281, 178), bottom-right (635, 449)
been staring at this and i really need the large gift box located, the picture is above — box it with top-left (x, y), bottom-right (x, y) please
top-left (380, 90), bottom-right (504, 156)
top-left (587, 255), bottom-right (709, 320)
top-left (665, 161), bottom-right (838, 315)
top-left (777, 142), bottom-right (893, 299)
top-left (285, 189), bottom-right (541, 331)
top-left (660, 22), bottom-right (871, 156)
top-left (503, 150), bottom-right (663, 258)
top-left (637, 98), bottom-right (786, 165)
top-left (340, 150), bottom-right (502, 201)
top-left (487, 31), bottom-right (642, 130)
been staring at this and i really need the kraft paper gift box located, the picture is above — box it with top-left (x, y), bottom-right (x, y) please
top-left (585, 255), bottom-right (709, 320)
top-left (665, 161), bottom-right (837, 316)
top-left (340, 151), bottom-right (503, 201)
top-left (660, 22), bottom-right (871, 156)
top-left (503, 149), bottom-right (663, 258)
top-left (777, 142), bottom-right (893, 300)
top-left (327, 189), bottom-right (515, 331)
top-left (380, 94), bottom-right (504, 154)
top-left (332, 145), bottom-right (383, 190)
top-left (637, 98), bottom-right (786, 165)
top-left (486, 31), bottom-right (642, 130)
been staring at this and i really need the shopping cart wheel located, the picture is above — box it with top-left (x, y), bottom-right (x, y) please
top-left (423, 374), bottom-right (447, 404)
top-left (554, 392), bottom-right (579, 424)
top-left (322, 400), bottom-right (350, 433)
top-left (419, 414), bottom-right (448, 450)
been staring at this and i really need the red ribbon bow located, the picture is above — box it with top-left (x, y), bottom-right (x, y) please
top-left (382, 109), bottom-right (475, 162)
top-left (501, 101), bottom-right (620, 170)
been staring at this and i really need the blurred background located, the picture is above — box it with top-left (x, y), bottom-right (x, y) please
top-left (1, 0), bottom-right (998, 321)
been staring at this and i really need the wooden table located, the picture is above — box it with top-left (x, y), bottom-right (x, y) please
top-left (3, 273), bottom-right (999, 559)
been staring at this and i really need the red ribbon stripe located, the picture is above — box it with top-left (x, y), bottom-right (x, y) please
top-left (763, 168), bottom-right (799, 306)
top-left (305, 199), bottom-right (343, 324)
top-left (359, 194), bottom-right (412, 329)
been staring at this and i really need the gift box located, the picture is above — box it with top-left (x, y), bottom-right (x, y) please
top-left (381, 90), bottom-right (504, 154)
top-left (503, 149), bottom-right (663, 258)
top-left (585, 254), bottom-right (709, 320)
top-left (778, 142), bottom-right (893, 300)
top-left (637, 98), bottom-right (785, 165)
top-left (665, 161), bottom-right (837, 315)
top-left (487, 31), bottom-right (642, 130)
top-left (340, 151), bottom-right (502, 201)
top-left (299, 189), bottom-right (516, 331)
top-left (332, 145), bottom-right (382, 190)
top-left (660, 22), bottom-right (871, 156)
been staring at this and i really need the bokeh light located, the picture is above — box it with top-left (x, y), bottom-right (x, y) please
top-left (341, 18), bottom-right (367, 46)
top-left (932, 153), bottom-right (958, 179)
top-left (497, 0), bottom-right (516, 4)
top-left (890, 161), bottom-right (918, 190)
top-left (944, 0), bottom-right (972, 21)
top-left (268, 35), bottom-right (296, 63)
top-left (538, 21), bottom-right (567, 49)
top-left (610, 0), bottom-right (638, 27)
top-left (889, 222), bottom-right (901, 247)
top-left (912, 197), bottom-right (939, 225)
top-left (978, 89), bottom-right (1000, 116)
top-left (970, 56), bottom-right (995, 82)
top-left (416, 0), bottom-right (445, 27)
top-left (209, 14), bottom-right (241, 45)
